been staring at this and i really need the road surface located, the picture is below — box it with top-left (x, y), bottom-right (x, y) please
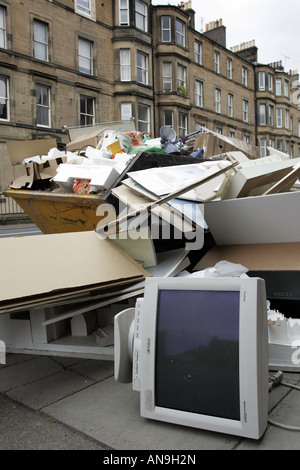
top-left (0, 223), bottom-right (41, 238)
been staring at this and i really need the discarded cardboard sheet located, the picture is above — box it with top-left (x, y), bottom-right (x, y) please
top-left (204, 190), bottom-right (300, 245)
top-left (6, 138), bottom-right (57, 166)
top-left (10, 162), bottom-right (37, 189)
top-left (38, 155), bottom-right (68, 180)
top-left (127, 161), bottom-right (232, 200)
top-left (263, 162), bottom-right (300, 195)
top-left (120, 178), bottom-right (158, 201)
top-left (66, 127), bottom-right (108, 152)
top-left (66, 120), bottom-right (135, 143)
top-left (193, 243), bottom-right (300, 272)
top-left (111, 184), bottom-right (199, 235)
top-left (109, 226), bottom-right (157, 268)
top-left (193, 130), bottom-right (260, 160)
top-left (127, 165), bottom-right (201, 197)
top-left (167, 198), bottom-right (207, 230)
top-left (221, 157), bottom-right (300, 199)
top-left (5, 138), bottom-right (71, 189)
top-left (100, 159), bottom-right (238, 240)
top-left (0, 231), bottom-right (149, 311)
top-left (40, 248), bottom-right (191, 328)
top-left (267, 147), bottom-right (290, 160)
top-left (147, 248), bottom-right (190, 277)
top-left (9, 156), bottom-right (69, 189)
top-left (112, 182), bottom-right (154, 207)
top-left (41, 287), bottom-right (145, 327)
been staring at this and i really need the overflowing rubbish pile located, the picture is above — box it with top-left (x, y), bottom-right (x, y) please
top-left (6, 123), bottom-right (300, 200)
top-left (2, 123), bottom-right (300, 369)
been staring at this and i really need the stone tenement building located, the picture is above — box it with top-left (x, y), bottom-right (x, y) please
top-left (0, 0), bottom-right (299, 189)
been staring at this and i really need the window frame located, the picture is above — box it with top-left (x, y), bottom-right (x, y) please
top-left (33, 19), bottom-right (49, 62)
top-left (194, 41), bottom-right (202, 65)
top-left (36, 84), bottom-right (51, 128)
top-left (76, 0), bottom-right (91, 16)
top-left (78, 37), bottom-right (93, 75)
top-left (276, 107), bottom-right (282, 128)
top-left (215, 88), bottom-right (221, 113)
top-left (227, 58), bottom-right (232, 79)
top-left (285, 109), bottom-right (289, 129)
top-left (80, 95), bottom-right (95, 127)
top-left (242, 67), bottom-right (248, 87)
top-left (284, 80), bottom-right (289, 98)
top-left (119, 0), bottom-right (129, 26)
top-left (177, 64), bottom-right (186, 93)
top-left (162, 62), bottom-right (172, 92)
top-left (258, 71), bottom-right (265, 91)
top-left (276, 78), bottom-right (282, 96)
top-left (195, 80), bottom-right (203, 107)
top-left (269, 104), bottom-right (274, 127)
top-left (0, 75), bottom-right (9, 121)
top-left (259, 103), bottom-right (266, 125)
top-left (120, 48), bottom-right (131, 82)
top-left (0, 6), bottom-right (7, 49)
top-left (214, 51), bottom-right (220, 74)
top-left (228, 93), bottom-right (233, 117)
top-left (135, 0), bottom-right (148, 32)
top-left (178, 112), bottom-right (188, 137)
top-left (137, 51), bottom-right (148, 85)
top-left (138, 103), bottom-right (150, 133)
top-left (121, 102), bottom-right (132, 121)
top-left (268, 73), bottom-right (273, 92)
top-left (243, 99), bottom-right (249, 122)
top-left (164, 110), bottom-right (173, 127)
top-left (285, 140), bottom-right (289, 154)
top-left (161, 16), bottom-right (171, 42)
top-left (260, 138), bottom-right (267, 157)
top-left (175, 18), bottom-right (185, 47)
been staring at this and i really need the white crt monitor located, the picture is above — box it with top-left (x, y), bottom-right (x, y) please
top-left (114, 276), bottom-right (269, 440)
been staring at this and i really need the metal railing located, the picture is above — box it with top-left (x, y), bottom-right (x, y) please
top-left (0, 193), bottom-right (25, 217)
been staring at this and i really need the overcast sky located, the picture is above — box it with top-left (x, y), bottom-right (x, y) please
top-left (152, 0), bottom-right (300, 72)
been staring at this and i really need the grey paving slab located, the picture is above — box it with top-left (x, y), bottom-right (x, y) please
top-left (268, 372), bottom-right (300, 410)
top-left (5, 369), bottom-right (95, 410)
top-left (69, 359), bottom-right (114, 382)
top-left (0, 356), bottom-right (63, 392)
top-left (51, 356), bottom-right (87, 368)
top-left (42, 376), bottom-right (240, 451)
top-left (238, 387), bottom-right (300, 450)
top-left (3, 353), bottom-right (38, 366)
top-left (0, 393), bottom-right (108, 450)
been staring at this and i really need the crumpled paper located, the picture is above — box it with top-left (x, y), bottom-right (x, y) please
top-left (177, 260), bottom-right (249, 278)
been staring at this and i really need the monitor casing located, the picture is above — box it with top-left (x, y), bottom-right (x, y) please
top-left (114, 276), bottom-right (269, 440)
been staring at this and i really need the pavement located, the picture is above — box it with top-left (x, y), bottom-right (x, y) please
top-left (0, 220), bottom-right (41, 237)
top-left (1, 222), bottom-right (300, 451)
top-left (1, 352), bottom-right (300, 451)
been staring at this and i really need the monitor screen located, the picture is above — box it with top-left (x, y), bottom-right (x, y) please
top-left (155, 289), bottom-right (240, 421)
